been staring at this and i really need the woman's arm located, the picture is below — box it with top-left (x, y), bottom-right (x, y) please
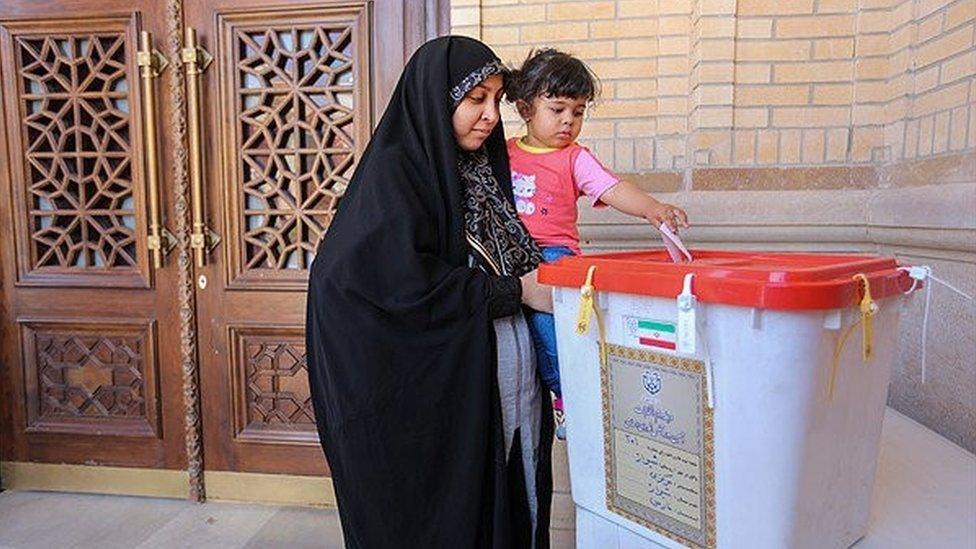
top-left (598, 180), bottom-right (689, 232)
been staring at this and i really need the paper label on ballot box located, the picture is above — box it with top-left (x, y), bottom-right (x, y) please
top-left (602, 344), bottom-right (716, 549)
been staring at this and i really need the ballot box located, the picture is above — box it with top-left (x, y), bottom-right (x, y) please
top-left (540, 250), bottom-right (916, 549)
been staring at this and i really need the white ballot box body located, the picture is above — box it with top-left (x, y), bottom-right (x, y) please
top-left (542, 250), bottom-right (910, 549)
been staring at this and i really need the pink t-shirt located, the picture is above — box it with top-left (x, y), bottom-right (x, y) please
top-left (507, 137), bottom-right (619, 254)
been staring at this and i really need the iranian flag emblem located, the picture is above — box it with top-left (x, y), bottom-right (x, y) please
top-left (625, 317), bottom-right (677, 351)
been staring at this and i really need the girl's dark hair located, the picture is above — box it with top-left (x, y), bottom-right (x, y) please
top-left (506, 48), bottom-right (600, 106)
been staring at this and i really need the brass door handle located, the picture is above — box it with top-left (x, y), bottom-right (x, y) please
top-left (182, 27), bottom-right (219, 268)
top-left (138, 31), bottom-right (176, 269)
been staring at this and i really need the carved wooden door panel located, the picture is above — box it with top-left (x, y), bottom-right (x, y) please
top-left (184, 0), bottom-right (413, 475)
top-left (0, 1), bottom-right (186, 469)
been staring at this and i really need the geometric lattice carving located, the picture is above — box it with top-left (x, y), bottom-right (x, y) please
top-left (16, 34), bottom-right (137, 270)
top-left (236, 25), bottom-right (357, 271)
top-left (246, 339), bottom-right (314, 425)
top-left (231, 327), bottom-right (316, 442)
top-left (34, 329), bottom-right (146, 419)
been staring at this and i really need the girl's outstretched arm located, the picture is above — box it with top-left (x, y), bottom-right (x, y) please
top-left (599, 180), bottom-right (690, 232)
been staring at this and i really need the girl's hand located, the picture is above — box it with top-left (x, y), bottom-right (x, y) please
top-left (520, 269), bottom-right (553, 313)
top-left (644, 201), bottom-right (689, 233)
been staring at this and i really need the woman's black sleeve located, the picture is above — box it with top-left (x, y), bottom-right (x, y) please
top-left (487, 275), bottom-right (522, 319)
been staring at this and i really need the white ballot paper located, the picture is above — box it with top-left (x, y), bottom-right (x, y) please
top-left (659, 223), bottom-right (693, 263)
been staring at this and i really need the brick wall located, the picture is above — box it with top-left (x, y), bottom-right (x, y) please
top-left (452, 0), bottom-right (975, 178)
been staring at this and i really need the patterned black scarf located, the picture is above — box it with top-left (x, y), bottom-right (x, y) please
top-left (458, 148), bottom-right (542, 277)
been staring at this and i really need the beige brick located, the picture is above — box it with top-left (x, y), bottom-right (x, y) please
top-left (578, 120), bottom-right (615, 138)
top-left (452, 6), bottom-right (480, 27)
top-left (817, 0), bottom-right (857, 13)
top-left (658, 97), bottom-right (688, 115)
top-left (776, 15), bottom-right (855, 38)
top-left (698, 17), bottom-right (736, 38)
top-left (589, 99), bottom-right (657, 117)
top-left (950, 105), bottom-right (969, 149)
top-left (857, 35), bottom-right (890, 57)
top-left (738, 0), bottom-right (814, 15)
top-left (779, 129), bottom-right (801, 163)
top-left (775, 61), bottom-right (853, 83)
top-left (813, 83), bottom-right (853, 104)
top-left (947, 0), bottom-right (976, 28)
top-left (658, 36), bottom-right (689, 56)
top-left (615, 139), bottom-right (635, 171)
top-left (635, 140), bottom-right (654, 169)
top-left (853, 81), bottom-right (889, 103)
top-left (658, 76), bottom-right (688, 95)
top-left (915, 81), bottom-right (970, 116)
top-left (451, 0), bottom-right (479, 6)
top-left (616, 120), bottom-right (656, 137)
top-left (548, 2), bottom-right (615, 21)
top-left (658, 57), bottom-right (691, 75)
top-left (587, 59), bottom-right (656, 79)
top-left (915, 25), bottom-right (973, 68)
top-left (852, 127), bottom-right (883, 161)
top-left (616, 79), bottom-right (658, 98)
top-left (757, 130), bottom-right (779, 163)
top-left (561, 40), bottom-right (618, 59)
top-left (658, 117), bottom-right (688, 133)
top-left (889, 26), bottom-right (914, 52)
top-left (826, 128), bottom-right (850, 161)
top-left (917, 12), bottom-right (945, 43)
top-left (492, 45), bottom-right (533, 65)
top-left (917, 0), bottom-right (950, 19)
top-left (772, 106), bottom-right (850, 127)
top-left (521, 22), bottom-right (588, 43)
top-left (452, 25), bottom-right (481, 40)
top-left (889, 0), bottom-right (914, 28)
top-left (933, 110), bottom-right (951, 153)
top-left (483, 26), bottom-right (519, 45)
top-left (482, 5), bottom-right (546, 25)
top-left (618, 0), bottom-right (657, 18)
top-left (970, 103), bottom-right (976, 148)
top-left (590, 18), bottom-right (657, 39)
top-left (697, 84), bottom-right (734, 104)
top-left (852, 104), bottom-right (885, 125)
top-left (736, 19), bottom-right (774, 38)
top-left (904, 119), bottom-right (919, 157)
top-left (617, 38), bottom-right (658, 57)
top-left (915, 66), bottom-right (941, 94)
top-left (802, 129), bottom-right (826, 162)
top-left (700, 0), bottom-right (738, 16)
top-left (735, 63), bottom-right (772, 83)
top-left (854, 57), bottom-right (888, 80)
top-left (735, 84), bottom-right (809, 105)
top-left (813, 38), bottom-right (854, 60)
top-left (659, 0), bottom-right (692, 15)
top-left (733, 107), bottom-right (769, 127)
top-left (697, 63), bottom-right (735, 82)
top-left (659, 15), bottom-right (692, 35)
top-left (695, 106), bottom-right (734, 127)
top-left (918, 115), bottom-right (934, 155)
top-left (734, 130), bottom-right (756, 163)
top-left (737, 40), bottom-right (811, 61)
top-left (857, 9), bottom-right (893, 34)
top-left (941, 51), bottom-right (976, 85)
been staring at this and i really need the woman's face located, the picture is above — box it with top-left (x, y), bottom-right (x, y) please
top-left (452, 74), bottom-right (504, 151)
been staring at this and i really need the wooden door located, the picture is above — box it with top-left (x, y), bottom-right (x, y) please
top-left (0, 1), bottom-right (185, 469)
top-left (184, 0), bottom-right (426, 475)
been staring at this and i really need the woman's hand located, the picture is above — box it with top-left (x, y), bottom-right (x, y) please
top-left (643, 201), bottom-right (689, 233)
top-left (520, 269), bottom-right (553, 313)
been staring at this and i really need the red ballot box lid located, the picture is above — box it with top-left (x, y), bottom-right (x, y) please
top-left (538, 249), bottom-right (914, 310)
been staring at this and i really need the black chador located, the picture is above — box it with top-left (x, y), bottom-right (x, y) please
top-left (306, 36), bottom-right (552, 548)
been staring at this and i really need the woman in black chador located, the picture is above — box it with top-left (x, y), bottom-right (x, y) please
top-left (306, 36), bottom-right (555, 548)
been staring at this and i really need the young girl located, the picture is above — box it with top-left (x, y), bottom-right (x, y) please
top-left (507, 49), bottom-right (689, 437)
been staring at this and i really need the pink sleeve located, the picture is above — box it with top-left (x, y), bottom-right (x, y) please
top-left (573, 148), bottom-right (619, 207)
